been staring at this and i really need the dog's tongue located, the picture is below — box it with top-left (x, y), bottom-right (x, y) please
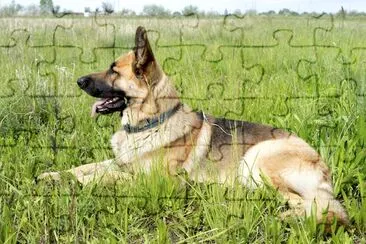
top-left (91, 99), bottom-right (108, 117)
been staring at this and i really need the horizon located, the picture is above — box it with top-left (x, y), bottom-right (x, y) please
top-left (0, 0), bottom-right (365, 15)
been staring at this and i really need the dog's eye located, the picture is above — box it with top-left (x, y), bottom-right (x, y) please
top-left (108, 69), bottom-right (118, 75)
top-left (110, 62), bottom-right (116, 70)
top-left (135, 68), bottom-right (143, 78)
top-left (107, 62), bottom-right (118, 75)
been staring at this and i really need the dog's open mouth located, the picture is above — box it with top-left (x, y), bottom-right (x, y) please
top-left (91, 97), bottom-right (127, 117)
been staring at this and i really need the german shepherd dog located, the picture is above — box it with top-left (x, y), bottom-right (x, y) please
top-left (39, 26), bottom-right (348, 226)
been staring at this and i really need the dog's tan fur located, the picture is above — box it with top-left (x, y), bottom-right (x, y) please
top-left (39, 26), bottom-right (348, 227)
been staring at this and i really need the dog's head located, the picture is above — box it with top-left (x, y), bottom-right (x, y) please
top-left (77, 26), bottom-right (162, 116)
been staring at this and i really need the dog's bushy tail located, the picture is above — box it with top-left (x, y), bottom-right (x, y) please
top-left (303, 182), bottom-right (349, 227)
top-left (285, 157), bottom-right (349, 228)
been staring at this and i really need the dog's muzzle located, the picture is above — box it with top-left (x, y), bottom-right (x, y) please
top-left (77, 76), bottom-right (90, 89)
top-left (77, 75), bottom-right (128, 117)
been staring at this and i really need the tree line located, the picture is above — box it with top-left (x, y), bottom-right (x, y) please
top-left (0, 1), bottom-right (365, 17)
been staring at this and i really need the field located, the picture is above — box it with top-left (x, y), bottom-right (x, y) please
top-left (0, 14), bottom-right (365, 242)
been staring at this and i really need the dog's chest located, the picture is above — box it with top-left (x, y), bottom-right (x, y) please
top-left (110, 116), bottom-right (204, 173)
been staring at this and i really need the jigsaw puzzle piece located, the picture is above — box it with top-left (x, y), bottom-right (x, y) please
top-left (240, 96), bottom-right (318, 143)
top-left (223, 13), bottom-right (334, 48)
top-left (162, 44), bottom-right (265, 117)
top-left (270, 97), bottom-right (290, 118)
top-left (223, 13), bottom-right (278, 47)
top-left (0, 79), bottom-right (17, 98)
top-left (348, 48), bottom-right (366, 96)
top-left (36, 47), bottom-right (116, 97)
top-left (0, 27), bottom-right (25, 48)
top-left (164, 46), bottom-right (245, 96)
top-left (240, 45), bottom-right (317, 98)
top-left (92, 16), bottom-right (182, 59)
top-left (0, 96), bottom-right (60, 150)
top-left (180, 19), bottom-right (243, 62)
top-left (28, 20), bottom-right (74, 47)
top-left (201, 83), bottom-right (245, 118)
top-left (149, 13), bottom-right (200, 47)
top-left (0, 16), bottom-right (73, 48)
top-left (0, 127), bottom-right (37, 148)
top-left (0, 31), bottom-right (54, 97)
top-left (296, 46), bottom-right (343, 97)
top-left (284, 13), bottom-right (334, 47)
top-left (95, 13), bottom-right (198, 55)
top-left (54, 16), bottom-right (115, 63)
top-left (273, 96), bottom-right (340, 147)
top-left (311, 13), bottom-right (335, 47)
top-left (92, 190), bottom-right (119, 228)
top-left (0, 16), bottom-right (66, 48)
top-left (163, 45), bottom-right (207, 98)
top-left (305, 97), bottom-right (339, 147)
top-left (52, 97), bottom-right (118, 167)
top-left (150, 15), bottom-right (248, 63)
top-left (141, 16), bottom-right (202, 71)
top-left (355, 112), bottom-right (366, 147)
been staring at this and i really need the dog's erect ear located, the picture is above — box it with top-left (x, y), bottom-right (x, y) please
top-left (133, 26), bottom-right (155, 78)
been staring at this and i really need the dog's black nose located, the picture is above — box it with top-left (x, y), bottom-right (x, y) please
top-left (77, 76), bottom-right (90, 89)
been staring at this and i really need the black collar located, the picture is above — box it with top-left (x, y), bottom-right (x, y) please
top-left (123, 103), bottom-right (182, 133)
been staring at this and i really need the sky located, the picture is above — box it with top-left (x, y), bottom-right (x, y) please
top-left (0, 0), bottom-right (365, 14)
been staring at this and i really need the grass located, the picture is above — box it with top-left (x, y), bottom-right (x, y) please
top-left (0, 14), bottom-right (365, 242)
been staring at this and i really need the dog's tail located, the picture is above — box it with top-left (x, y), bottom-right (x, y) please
top-left (303, 181), bottom-right (349, 227)
top-left (283, 157), bottom-right (349, 228)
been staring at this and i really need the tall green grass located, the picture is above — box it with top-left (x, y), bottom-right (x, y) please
top-left (0, 15), bottom-right (365, 242)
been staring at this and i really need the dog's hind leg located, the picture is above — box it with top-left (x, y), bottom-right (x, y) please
top-left (38, 159), bottom-right (131, 185)
top-left (279, 192), bottom-right (305, 220)
top-left (240, 137), bottom-right (348, 227)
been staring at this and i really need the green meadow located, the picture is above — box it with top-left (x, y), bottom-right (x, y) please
top-left (0, 15), bottom-right (365, 242)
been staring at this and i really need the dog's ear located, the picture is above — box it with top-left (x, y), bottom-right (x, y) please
top-left (133, 26), bottom-right (155, 79)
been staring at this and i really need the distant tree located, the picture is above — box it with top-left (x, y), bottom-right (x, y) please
top-left (310, 11), bottom-right (320, 16)
top-left (336, 6), bottom-right (346, 18)
top-left (102, 1), bottom-right (114, 14)
top-left (84, 7), bottom-right (91, 13)
top-left (142, 4), bottom-right (170, 16)
top-left (24, 4), bottom-right (40, 16)
top-left (206, 10), bottom-right (220, 17)
top-left (120, 8), bottom-right (128, 15)
top-left (278, 8), bottom-right (291, 15)
top-left (182, 5), bottom-right (199, 15)
top-left (172, 11), bottom-right (181, 16)
top-left (120, 8), bottom-right (135, 16)
top-left (0, 0), bottom-right (23, 16)
top-left (143, 4), bottom-right (168, 16)
top-left (52, 5), bottom-right (60, 14)
top-left (245, 9), bottom-right (257, 16)
top-left (40, 0), bottom-right (53, 14)
top-left (199, 11), bottom-right (206, 16)
top-left (233, 9), bottom-right (242, 15)
top-left (348, 10), bottom-right (366, 16)
top-left (263, 10), bottom-right (276, 15)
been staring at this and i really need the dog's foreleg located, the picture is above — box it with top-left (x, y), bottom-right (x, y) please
top-left (38, 159), bottom-right (131, 185)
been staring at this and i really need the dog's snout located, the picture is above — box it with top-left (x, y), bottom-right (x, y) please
top-left (77, 76), bottom-right (90, 89)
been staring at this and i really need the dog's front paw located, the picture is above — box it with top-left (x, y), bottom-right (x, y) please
top-left (37, 172), bottom-right (61, 182)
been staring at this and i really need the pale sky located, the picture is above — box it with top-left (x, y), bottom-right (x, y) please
top-left (0, 0), bottom-right (365, 14)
